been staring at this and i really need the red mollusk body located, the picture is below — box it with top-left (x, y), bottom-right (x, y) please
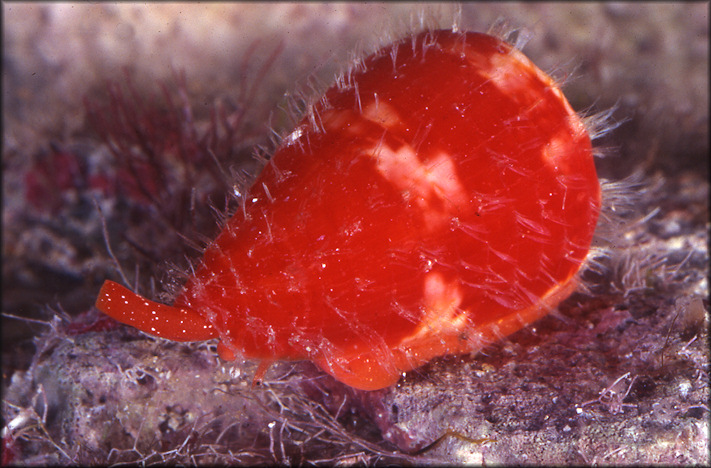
top-left (96, 30), bottom-right (601, 390)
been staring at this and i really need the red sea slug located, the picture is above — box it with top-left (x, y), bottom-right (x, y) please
top-left (95, 29), bottom-right (601, 391)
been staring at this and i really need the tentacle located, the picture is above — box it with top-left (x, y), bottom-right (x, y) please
top-left (217, 340), bottom-right (237, 361)
top-left (95, 280), bottom-right (217, 342)
top-left (251, 360), bottom-right (275, 388)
